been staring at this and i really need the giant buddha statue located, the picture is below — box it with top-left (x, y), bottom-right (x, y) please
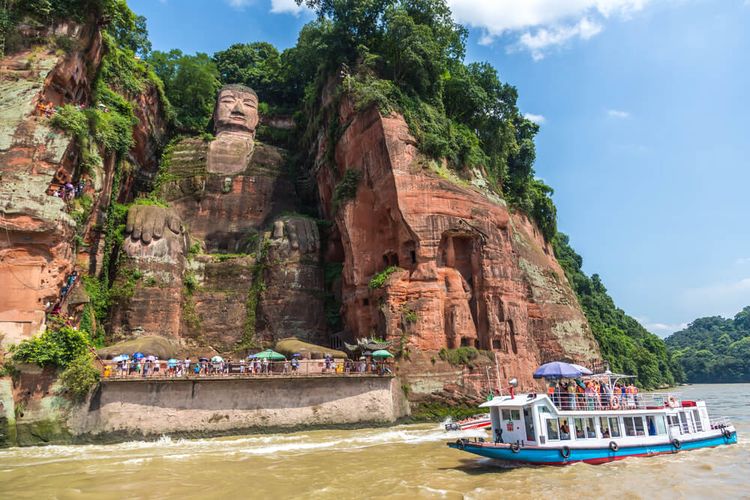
top-left (208, 84), bottom-right (260, 175)
top-left (110, 85), bottom-right (326, 349)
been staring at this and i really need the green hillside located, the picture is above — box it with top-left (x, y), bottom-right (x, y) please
top-left (666, 307), bottom-right (750, 383)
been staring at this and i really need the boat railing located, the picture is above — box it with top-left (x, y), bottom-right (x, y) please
top-left (709, 416), bottom-right (732, 429)
top-left (550, 392), bottom-right (681, 411)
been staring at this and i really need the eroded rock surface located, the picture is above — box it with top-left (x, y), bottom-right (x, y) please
top-left (315, 103), bottom-right (601, 388)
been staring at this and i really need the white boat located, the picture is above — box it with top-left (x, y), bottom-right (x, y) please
top-left (445, 414), bottom-right (492, 431)
top-left (448, 373), bottom-right (737, 465)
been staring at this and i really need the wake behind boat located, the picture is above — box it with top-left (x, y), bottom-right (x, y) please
top-left (447, 362), bottom-right (738, 466)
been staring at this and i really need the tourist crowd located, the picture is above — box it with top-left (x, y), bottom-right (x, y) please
top-left (103, 356), bottom-right (393, 379)
top-left (548, 380), bottom-right (640, 411)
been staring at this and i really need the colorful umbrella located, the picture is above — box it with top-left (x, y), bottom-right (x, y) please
top-left (211, 356), bottom-right (224, 363)
top-left (132, 352), bottom-right (145, 360)
top-left (533, 361), bottom-right (585, 379)
top-left (112, 354), bottom-right (129, 362)
top-left (252, 349), bottom-right (286, 361)
top-left (372, 350), bottom-right (394, 359)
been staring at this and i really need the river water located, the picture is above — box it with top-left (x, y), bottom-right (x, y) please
top-left (0, 384), bottom-right (748, 499)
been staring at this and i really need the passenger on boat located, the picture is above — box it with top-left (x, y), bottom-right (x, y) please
top-left (560, 420), bottom-right (571, 439)
top-left (494, 428), bottom-right (503, 444)
top-left (566, 381), bottom-right (577, 410)
top-left (585, 382), bottom-right (596, 410)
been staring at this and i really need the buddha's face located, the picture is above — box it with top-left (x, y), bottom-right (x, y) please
top-left (214, 88), bottom-right (259, 134)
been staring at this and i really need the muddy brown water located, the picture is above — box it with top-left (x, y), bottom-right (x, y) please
top-left (0, 384), bottom-right (748, 499)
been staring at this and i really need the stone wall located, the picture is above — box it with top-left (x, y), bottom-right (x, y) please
top-left (0, 375), bottom-right (409, 446)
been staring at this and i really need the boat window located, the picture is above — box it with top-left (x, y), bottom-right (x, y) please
top-left (667, 415), bottom-right (679, 428)
top-left (609, 417), bottom-right (621, 438)
top-left (646, 416), bottom-right (658, 436)
top-left (655, 415), bottom-right (667, 435)
top-left (510, 410), bottom-right (521, 420)
top-left (523, 407), bottom-right (536, 442)
top-left (600, 417), bottom-right (611, 438)
top-left (634, 417), bottom-right (645, 436)
top-left (546, 419), bottom-right (560, 440)
top-left (559, 418), bottom-right (571, 440)
top-left (623, 417), bottom-right (637, 437)
top-left (678, 412), bottom-right (690, 434)
top-left (585, 417), bottom-right (596, 438)
top-left (692, 410), bottom-right (703, 432)
top-left (502, 410), bottom-right (511, 421)
top-left (574, 418), bottom-right (586, 439)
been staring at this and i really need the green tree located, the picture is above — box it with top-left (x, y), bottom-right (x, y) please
top-left (148, 49), bottom-right (221, 133)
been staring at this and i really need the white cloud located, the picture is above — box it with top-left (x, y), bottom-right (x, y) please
top-left (270, 0), bottom-right (308, 15)
top-left (681, 277), bottom-right (750, 319)
top-left (735, 257), bottom-right (750, 265)
top-left (524, 112), bottom-right (546, 124)
top-left (635, 317), bottom-right (688, 336)
top-left (448, 0), bottom-right (650, 59)
top-left (516, 17), bottom-right (602, 60)
top-left (607, 109), bottom-right (630, 118)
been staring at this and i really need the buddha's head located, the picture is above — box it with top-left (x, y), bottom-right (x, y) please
top-left (213, 84), bottom-right (259, 135)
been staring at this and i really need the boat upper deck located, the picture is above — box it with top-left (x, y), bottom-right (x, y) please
top-left (482, 392), bottom-right (694, 413)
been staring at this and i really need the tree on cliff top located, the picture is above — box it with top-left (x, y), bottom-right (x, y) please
top-left (148, 49), bottom-right (221, 133)
top-left (291, 0), bottom-right (555, 239)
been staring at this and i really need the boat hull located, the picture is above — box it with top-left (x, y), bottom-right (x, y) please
top-left (448, 431), bottom-right (738, 466)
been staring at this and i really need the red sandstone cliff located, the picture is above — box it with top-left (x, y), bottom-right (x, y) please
top-left (0, 22), bottom-right (167, 346)
top-left (314, 98), bottom-right (601, 390)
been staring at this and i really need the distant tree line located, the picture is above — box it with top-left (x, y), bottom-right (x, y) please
top-left (666, 307), bottom-right (750, 383)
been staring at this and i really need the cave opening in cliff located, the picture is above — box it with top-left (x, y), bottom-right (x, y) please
top-left (438, 233), bottom-right (481, 334)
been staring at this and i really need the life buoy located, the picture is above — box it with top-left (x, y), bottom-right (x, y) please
top-left (611, 396), bottom-right (620, 410)
top-left (668, 396), bottom-right (678, 408)
top-left (672, 439), bottom-right (681, 450)
top-left (510, 443), bottom-right (521, 453)
top-left (722, 429), bottom-right (732, 439)
top-left (560, 446), bottom-right (571, 459)
top-left (609, 441), bottom-right (619, 452)
top-left (456, 439), bottom-right (465, 450)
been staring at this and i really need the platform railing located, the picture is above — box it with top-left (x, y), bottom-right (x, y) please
top-left (101, 359), bottom-right (394, 380)
top-left (549, 392), bottom-right (680, 411)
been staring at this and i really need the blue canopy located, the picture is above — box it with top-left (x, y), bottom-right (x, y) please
top-left (132, 352), bottom-right (145, 360)
top-left (533, 361), bottom-right (585, 379)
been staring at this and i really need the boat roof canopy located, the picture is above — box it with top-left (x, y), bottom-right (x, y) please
top-left (480, 394), bottom-right (547, 408)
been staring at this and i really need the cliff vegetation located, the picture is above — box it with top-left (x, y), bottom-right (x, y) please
top-left (666, 306), bottom-right (750, 383)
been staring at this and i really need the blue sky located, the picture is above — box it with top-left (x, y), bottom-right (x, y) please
top-left (131, 0), bottom-right (750, 336)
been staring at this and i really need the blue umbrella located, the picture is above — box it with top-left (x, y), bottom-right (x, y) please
top-left (533, 361), bottom-right (585, 379)
top-left (167, 358), bottom-right (179, 367)
top-left (112, 354), bottom-right (129, 362)
top-left (132, 352), bottom-right (145, 360)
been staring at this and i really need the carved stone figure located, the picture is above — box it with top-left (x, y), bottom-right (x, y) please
top-left (207, 84), bottom-right (259, 175)
top-left (123, 205), bottom-right (185, 261)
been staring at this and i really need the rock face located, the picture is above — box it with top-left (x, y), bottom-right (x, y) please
top-left (0, 25), bottom-right (100, 343)
top-left (315, 102), bottom-right (601, 388)
top-left (0, 22), bottom-right (167, 346)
